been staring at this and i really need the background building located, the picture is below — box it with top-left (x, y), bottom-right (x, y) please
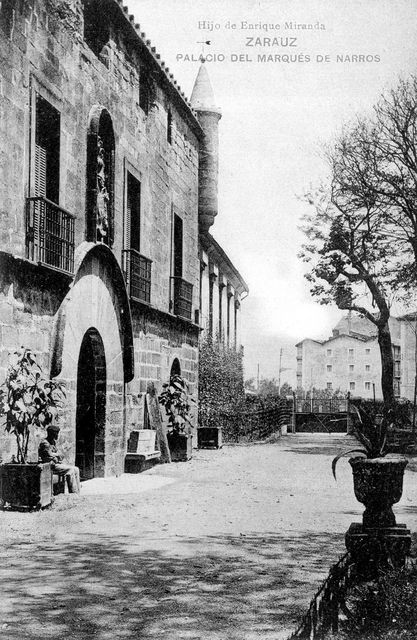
top-left (296, 315), bottom-right (403, 399)
top-left (0, 0), bottom-right (246, 476)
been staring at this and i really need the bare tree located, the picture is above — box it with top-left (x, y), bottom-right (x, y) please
top-left (300, 182), bottom-right (397, 408)
top-left (331, 76), bottom-right (417, 292)
top-left (301, 75), bottom-right (417, 409)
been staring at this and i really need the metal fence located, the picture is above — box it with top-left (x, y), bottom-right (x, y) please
top-left (287, 553), bottom-right (355, 640)
top-left (296, 397), bottom-right (349, 414)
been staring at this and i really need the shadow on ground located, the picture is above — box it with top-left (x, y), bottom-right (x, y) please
top-left (0, 530), bottom-right (345, 640)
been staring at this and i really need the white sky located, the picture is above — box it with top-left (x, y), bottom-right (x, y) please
top-left (128, 0), bottom-right (417, 383)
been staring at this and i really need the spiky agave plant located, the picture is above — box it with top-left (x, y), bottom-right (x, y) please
top-left (332, 405), bottom-right (389, 479)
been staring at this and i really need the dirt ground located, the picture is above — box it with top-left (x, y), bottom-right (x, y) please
top-left (1, 433), bottom-right (417, 640)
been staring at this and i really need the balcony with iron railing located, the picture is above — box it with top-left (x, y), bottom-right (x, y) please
top-left (171, 276), bottom-right (193, 320)
top-left (25, 196), bottom-right (75, 274)
top-left (123, 249), bottom-right (152, 304)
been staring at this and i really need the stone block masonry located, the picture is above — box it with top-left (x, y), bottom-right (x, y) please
top-left (0, 0), bottom-right (201, 476)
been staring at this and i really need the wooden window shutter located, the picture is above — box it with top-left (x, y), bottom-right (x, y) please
top-left (125, 175), bottom-right (132, 250)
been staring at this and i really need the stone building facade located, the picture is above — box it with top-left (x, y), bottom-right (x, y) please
top-left (0, 0), bottom-right (247, 477)
top-left (296, 315), bottom-right (404, 400)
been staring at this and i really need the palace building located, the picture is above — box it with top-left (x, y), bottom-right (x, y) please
top-left (0, 0), bottom-right (247, 476)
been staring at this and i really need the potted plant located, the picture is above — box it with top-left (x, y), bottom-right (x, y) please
top-left (158, 374), bottom-right (194, 462)
top-left (332, 404), bottom-right (408, 528)
top-left (0, 348), bottom-right (66, 509)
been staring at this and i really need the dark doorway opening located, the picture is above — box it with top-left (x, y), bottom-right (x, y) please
top-left (170, 358), bottom-right (181, 378)
top-left (76, 328), bottom-right (106, 480)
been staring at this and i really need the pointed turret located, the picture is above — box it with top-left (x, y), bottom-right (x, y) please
top-left (191, 61), bottom-right (222, 233)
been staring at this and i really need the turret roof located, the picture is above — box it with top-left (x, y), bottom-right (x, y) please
top-left (190, 61), bottom-right (221, 114)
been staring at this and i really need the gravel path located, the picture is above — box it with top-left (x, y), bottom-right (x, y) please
top-left (1, 433), bottom-right (416, 640)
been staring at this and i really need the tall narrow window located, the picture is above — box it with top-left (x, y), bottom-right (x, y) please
top-left (83, 0), bottom-right (110, 59)
top-left (126, 172), bottom-right (141, 252)
top-left (123, 170), bottom-right (151, 304)
top-left (173, 214), bottom-right (183, 278)
top-left (139, 67), bottom-right (151, 114)
top-left (167, 109), bottom-right (172, 144)
top-left (34, 95), bottom-right (60, 203)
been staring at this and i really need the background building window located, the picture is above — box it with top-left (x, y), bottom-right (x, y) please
top-left (365, 348), bottom-right (370, 355)
top-left (350, 382), bottom-right (355, 391)
top-left (326, 364), bottom-right (332, 372)
top-left (348, 348), bottom-right (354, 357)
top-left (349, 364), bottom-right (354, 372)
top-left (365, 364), bottom-right (370, 372)
top-left (327, 382), bottom-right (332, 390)
top-left (327, 348), bottom-right (332, 356)
top-left (365, 382), bottom-right (371, 390)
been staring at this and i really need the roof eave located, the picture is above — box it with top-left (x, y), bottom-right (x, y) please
top-left (111, 0), bottom-right (204, 139)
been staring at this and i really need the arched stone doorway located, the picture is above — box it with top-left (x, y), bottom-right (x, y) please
top-left (75, 328), bottom-right (106, 480)
top-left (51, 242), bottom-right (134, 477)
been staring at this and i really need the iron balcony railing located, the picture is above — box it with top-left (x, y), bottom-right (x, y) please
top-left (123, 249), bottom-right (152, 304)
top-left (26, 196), bottom-right (75, 274)
top-left (171, 276), bottom-right (193, 320)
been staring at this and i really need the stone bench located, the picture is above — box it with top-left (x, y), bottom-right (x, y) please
top-left (125, 429), bottom-right (161, 473)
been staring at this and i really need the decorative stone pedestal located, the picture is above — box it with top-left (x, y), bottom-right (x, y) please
top-left (346, 522), bottom-right (411, 578)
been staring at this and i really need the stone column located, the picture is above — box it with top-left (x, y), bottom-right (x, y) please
top-left (219, 274), bottom-right (227, 344)
top-left (226, 284), bottom-right (235, 348)
top-left (209, 263), bottom-right (219, 340)
top-left (234, 296), bottom-right (241, 349)
top-left (200, 250), bottom-right (209, 335)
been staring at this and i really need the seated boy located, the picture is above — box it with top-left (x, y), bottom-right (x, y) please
top-left (38, 425), bottom-right (80, 494)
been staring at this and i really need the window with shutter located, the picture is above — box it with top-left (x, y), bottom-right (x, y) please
top-left (127, 172), bottom-right (141, 252)
top-left (34, 94), bottom-right (60, 203)
top-left (173, 214), bottom-right (183, 278)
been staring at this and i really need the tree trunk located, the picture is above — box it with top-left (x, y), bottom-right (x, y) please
top-left (378, 321), bottom-right (395, 410)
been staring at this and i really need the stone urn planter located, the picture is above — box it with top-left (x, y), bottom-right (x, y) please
top-left (0, 462), bottom-right (53, 510)
top-left (334, 404), bottom-right (412, 574)
top-left (346, 456), bottom-right (410, 574)
top-left (167, 432), bottom-right (192, 462)
top-left (349, 456), bottom-right (408, 528)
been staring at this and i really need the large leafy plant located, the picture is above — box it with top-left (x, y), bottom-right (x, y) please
top-left (332, 404), bottom-right (390, 479)
top-left (0, 348), bottom-right (66, 463)
top-left (158, 374), bottom-right (194, 434)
